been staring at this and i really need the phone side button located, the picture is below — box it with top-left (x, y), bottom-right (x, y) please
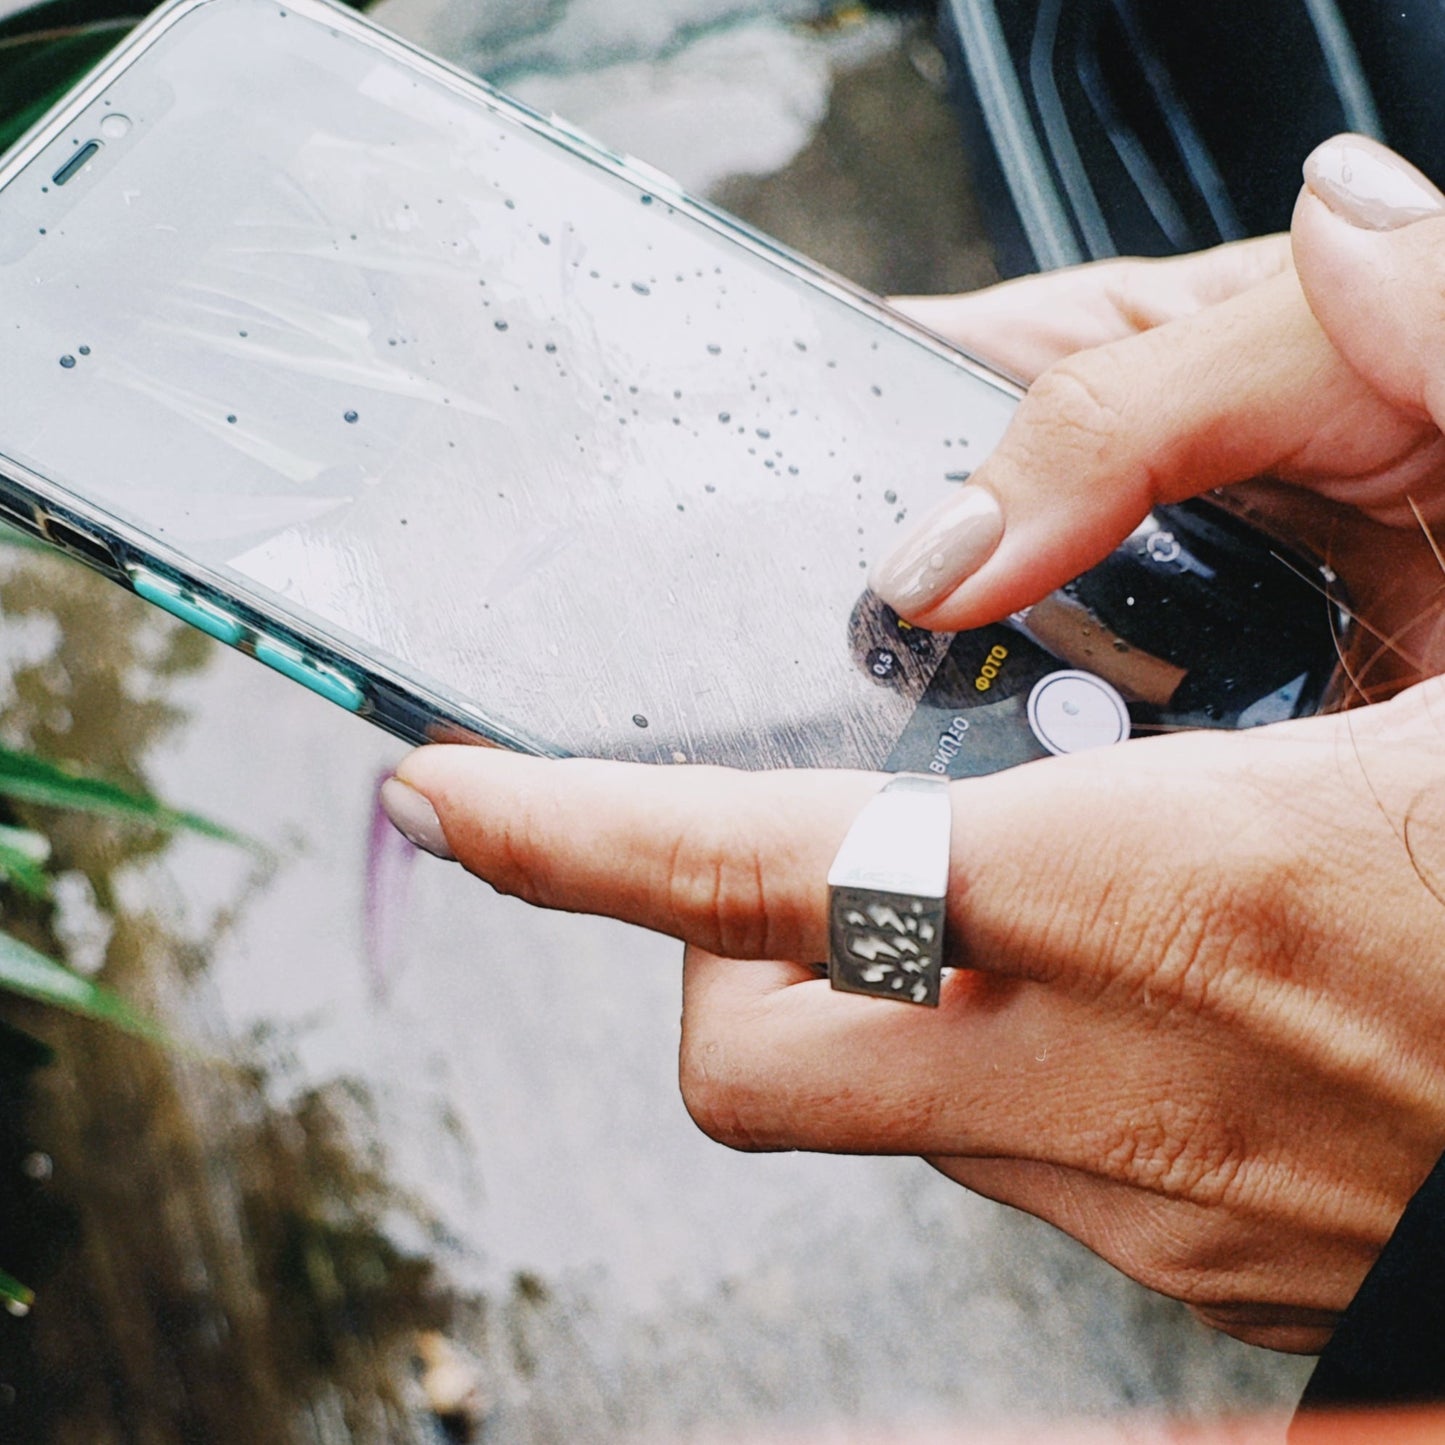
top-left (131, 568), bottom-right (245, 646)
top-left (252, 637), bottom-right (365, 713)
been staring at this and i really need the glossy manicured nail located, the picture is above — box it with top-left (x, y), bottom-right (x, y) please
top-left (1304, 134), bottom-right (1445, 231)
top-left (869, 486), bottom-right (1004, 613)
top-left (380, 777), bottom-right (456, 861)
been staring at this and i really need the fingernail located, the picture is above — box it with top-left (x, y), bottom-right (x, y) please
top-left (1304, 134), bottom-right (1445, 231)
top-left (869, 486), bottom-right (1004, 613)
top-left (380, 777), bottom-right (456, 861)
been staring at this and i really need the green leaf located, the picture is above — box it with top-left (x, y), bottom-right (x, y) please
top-left (0, 824), bottom-right (51, 899)
top-left (0, 930), bottom-right (161, 1041)
top-left (0, 1266), bottom-right (34, 1316)
top-left (0, 746), bottom-right (245, 844)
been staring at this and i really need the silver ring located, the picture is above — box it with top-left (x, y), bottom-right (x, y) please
top-left (827, 774), bottom-right (952, 1007)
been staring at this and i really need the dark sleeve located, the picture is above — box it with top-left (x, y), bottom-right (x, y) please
top-left (1293, 1151), bottom-right (1445, 1420)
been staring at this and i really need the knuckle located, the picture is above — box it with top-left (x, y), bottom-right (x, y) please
top-left (477, 807), bottom-right (559, 911)
top-left (1110, 786), bottom-right (1309, 1015)
top-left (678, 1039), bottom-right (773, 1152)
top-left (1023, 350), bottom-right (1135, 461)
top-left (664, 827), bottom-right (772, 959)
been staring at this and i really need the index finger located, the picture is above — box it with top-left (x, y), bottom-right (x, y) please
top-left (395, 747), bottom-right (880, 964)
top-left (392, 730), bottom-right (1254, 990)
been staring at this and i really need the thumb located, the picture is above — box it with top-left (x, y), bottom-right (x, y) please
top-left (869, 269), bottom-right (1345, 629)
top-left (1292, 133), bottom-right (1445, 526)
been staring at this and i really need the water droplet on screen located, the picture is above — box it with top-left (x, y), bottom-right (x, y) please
top-left (884, 489), bottom-right (897, 504)
top-left (77, 345), bottom-right (90, 356)
top-left (632, 713), bottom-right (649, 728)
top-left (344, 410), bottom-right (359, 423)
top-left (58, 355), bottom-right (75, 368)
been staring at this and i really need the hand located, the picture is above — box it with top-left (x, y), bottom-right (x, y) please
top-left (389, 672), bottom-right (1445, 1355)
top-left (875, 134), bottom-right (1445, 702)
top-left (382, 135), bottom-right (1445, 1355)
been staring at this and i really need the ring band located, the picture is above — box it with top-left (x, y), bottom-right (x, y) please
top-left (827, 774), bottom-right (952, 1007)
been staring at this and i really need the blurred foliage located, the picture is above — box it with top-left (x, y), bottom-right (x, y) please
top-left (0, 7), bottom-right (455, 1435)
top-left (0, 540), bottom-right (240, 1311)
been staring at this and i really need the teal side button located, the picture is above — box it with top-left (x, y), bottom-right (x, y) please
top-left (253, 636), bottom-right (365, 713)
top-left (131, 568), bottom-right (245, 646)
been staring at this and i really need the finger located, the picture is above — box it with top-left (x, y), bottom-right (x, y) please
top-left (1292, 134), bottom-right (1445, 526)
top-left (395, 726), bottom-right (1250, 989)
top-left (890, 232), bottom-right (1291, 383)
top-left (677, 940), bottom-right (1121, 1157)
top-left (871, 267), bottom-right (1382, 631)
top-left (395, 707), bottom-right (1341, 991)
top-left (394, 747), bottom-right (880, 962)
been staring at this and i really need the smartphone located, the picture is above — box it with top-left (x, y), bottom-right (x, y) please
top-left (0, 0), bottom-right (1346, 775)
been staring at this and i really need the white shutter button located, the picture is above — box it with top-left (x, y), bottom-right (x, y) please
top-left (1027, 670), bottom-right (1131, 755)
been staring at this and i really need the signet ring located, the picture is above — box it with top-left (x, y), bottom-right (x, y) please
top-left (827, 774), bottom-right (952, 1007)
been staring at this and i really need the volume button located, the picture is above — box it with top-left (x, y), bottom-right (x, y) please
top-left (130, 568), bottom-right (245, 645)
top-left (252, 636), bottom-right (365, 713)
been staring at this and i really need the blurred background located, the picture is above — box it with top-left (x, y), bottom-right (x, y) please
top-left (1, 0), bottom-right (1405, 1438)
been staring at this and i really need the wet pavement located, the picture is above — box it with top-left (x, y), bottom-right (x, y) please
top-left (0, 3), bottom-right (1312, 1440)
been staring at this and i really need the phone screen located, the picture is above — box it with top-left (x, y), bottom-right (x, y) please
top-left (0, 0), bottom-right (1343, 774)
top-left (0, 0), bottom-right (1031, 768)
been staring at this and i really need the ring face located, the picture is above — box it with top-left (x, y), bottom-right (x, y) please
top-left (827, 775), bottom-right (951, 1007)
